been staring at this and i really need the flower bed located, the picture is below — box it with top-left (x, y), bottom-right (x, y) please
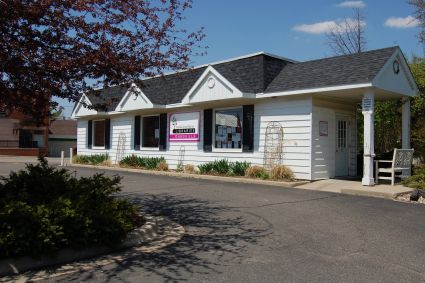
top-left (73, 155), bottom-right (297, 182)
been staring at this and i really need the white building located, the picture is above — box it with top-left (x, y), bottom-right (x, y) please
top-left (72, 46), bottom-right (418, 185)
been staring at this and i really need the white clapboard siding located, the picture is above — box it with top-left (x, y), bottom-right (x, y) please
top-left (77, 120), bottom-right (88, 150)
top-left (311, 98), bottom-right (357, 180)
top-left (76, 96), bottom-right (313, 180)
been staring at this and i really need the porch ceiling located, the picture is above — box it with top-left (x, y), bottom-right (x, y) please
top-left (312, 86), bottom-right (409, 103)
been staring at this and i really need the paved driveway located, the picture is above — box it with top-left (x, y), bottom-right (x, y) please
top-left (1, 163), bottom-right (425, 282)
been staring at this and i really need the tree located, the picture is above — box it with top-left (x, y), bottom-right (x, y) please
top-left (50, 106), bottom-right (65, 121)
top-left (409, 0), bottom-right (425, 52)
top-left (326, 8), bottom-right (366, 55)
top-left (0, 0), bottom-right (205, 121)
top-left (410, 56), bottom-right (425, 162)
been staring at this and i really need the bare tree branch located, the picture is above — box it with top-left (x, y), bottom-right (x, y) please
top-left (408, 0), bottom-right (425, 53)
top-left (326, 8), bottom-right (366, 55)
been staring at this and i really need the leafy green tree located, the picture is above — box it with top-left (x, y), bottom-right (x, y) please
top-left (410, 57), bottom-right (425, 162)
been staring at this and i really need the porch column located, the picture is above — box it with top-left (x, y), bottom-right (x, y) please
top-left (362, 91), bottom-right (375, 186)
top-left (402, 98), bottom-right (411, 177)
top-left (402, 98), bottom-right (411, 149)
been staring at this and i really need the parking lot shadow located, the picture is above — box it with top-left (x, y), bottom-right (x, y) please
top-left (65, 192), bottom-right (271, 282)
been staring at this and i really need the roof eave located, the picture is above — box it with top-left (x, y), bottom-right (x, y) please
top-left (260, 83), bottom-right (374, 98)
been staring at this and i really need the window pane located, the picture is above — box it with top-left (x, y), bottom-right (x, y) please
top-left (93, 120), bottom-right (105, 147)
top-left (215, 108), bottom-right (242, 149)
top-left (142, 116), bottom-right (159, 147)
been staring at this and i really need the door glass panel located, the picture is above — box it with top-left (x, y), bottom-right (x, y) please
top-left (337, 120), bottom-right (347, 149)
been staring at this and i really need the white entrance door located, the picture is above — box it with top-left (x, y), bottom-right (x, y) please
top-left (335, 116), bottom-right (350, 176)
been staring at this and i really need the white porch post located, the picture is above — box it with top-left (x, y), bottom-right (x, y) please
top-left (402, 98), bottom-right (411, 177)
top-left (402, 98), bottom-right (411, 149)
top-left (362, 91), bottom-right (375, 186)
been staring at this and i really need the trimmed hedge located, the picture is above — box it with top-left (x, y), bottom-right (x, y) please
top-left (0, 157), bottom-right (136, 259)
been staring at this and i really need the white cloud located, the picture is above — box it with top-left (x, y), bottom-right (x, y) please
top-left (384, 16), bottom-right (419, 28)
top-left (336, 1), bottom-right (366, 8)
top-left (293, 18), bottom-right (366, 34)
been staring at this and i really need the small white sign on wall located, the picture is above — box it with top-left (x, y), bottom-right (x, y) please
top-left (319, 121), bottom-right (328, 136)
top-left (169, 111), bottom-right (200, 142)
top-left (362, 96), bottom-right (374, 112)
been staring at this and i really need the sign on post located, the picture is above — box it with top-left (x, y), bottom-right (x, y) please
top-left (362, 95), bottom-right (374, 113)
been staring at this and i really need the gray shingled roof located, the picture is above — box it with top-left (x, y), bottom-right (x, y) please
top-left (265, 46), bottom-right (398, 93)
top-left (83, 47), bottom-right (398, 111)
top-left (137, 54), bottom-right (288, 105)
top-left (136, 67), bottom-right (206, 105)
top-left (86, 84), bottom-right (130, 112)
top-left (86, 54), bottom-right (289, 110)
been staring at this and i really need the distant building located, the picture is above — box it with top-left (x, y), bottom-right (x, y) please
top-left (48, 119), bottom-right (77, 157)
top-left (0, 106), bottom-right (49, 156)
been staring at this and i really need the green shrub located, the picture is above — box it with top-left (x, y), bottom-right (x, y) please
top-left (198, 162), bottom-right (214, 174)
top-left (211, 159), bottom-right (231, 175)
top-left (258, 171), bottom-right (270, 180)
top-left (402, 165), bottom-right (425, 190)
top-left (144, 157), bottom-right (165, 170)
top-left (73, 153), bottom-right (109, 165)
top-left (119, 155), bottom-right (165, 170)
top-left (198, 160), bottom-right (250, 176)
top-left (0, 157), bottom-right (136, 259)
top-left (230, 161), bottom-right (251, 176)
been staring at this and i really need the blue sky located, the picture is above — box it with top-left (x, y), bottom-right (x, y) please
top-left (59, 0), bottom-right (422, 117)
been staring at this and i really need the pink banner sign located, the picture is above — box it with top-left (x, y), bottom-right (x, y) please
top-left (169, 111), bottom-right (200, 142)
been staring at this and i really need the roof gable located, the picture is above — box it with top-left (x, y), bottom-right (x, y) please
top-left (372, 48), bottom-right (418, 96)
top-left (115, 83), bottom-right (155, 111)
top-left (71, 94), bottom-right (97, 118)
top-left (181, 66), bottom-right (245, 104)
top-left (136, 68), bottom-right (206, 105)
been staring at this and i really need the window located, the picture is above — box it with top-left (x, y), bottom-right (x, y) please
top-left (214, 108), bottom-right (242, 149)
top-left (142, 116), bottom-right (159, 148)
top-left (93, 120), bottom-right (105, 147)
top-left (337, 120), bottom-right (347, 149)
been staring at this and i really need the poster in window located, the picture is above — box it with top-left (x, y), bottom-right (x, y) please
top-left (169, 111), bottom-right (200, 142)
top-left (319, 121), bottom-right (328, 136)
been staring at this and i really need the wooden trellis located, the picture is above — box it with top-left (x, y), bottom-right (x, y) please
top-left (115, 132), bottom-right (127, 165)
top-left (263, 122), bottom-right (284, 170)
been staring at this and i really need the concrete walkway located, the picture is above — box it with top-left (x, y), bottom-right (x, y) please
top-left (296, 179), bottom-right (413, 199)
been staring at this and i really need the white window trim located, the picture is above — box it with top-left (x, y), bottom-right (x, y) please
top-left (140, 114), bottom-right (160, 150)
top-left (212, 106), bottom-right (243, 153)
top-left (92, 119), bottom-right (106, 150)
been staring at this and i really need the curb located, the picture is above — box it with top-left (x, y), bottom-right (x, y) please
top-left (340, 188), bottom-right (414, 200)
top-left (0, 215), bottom-right (182, 279)
top-left (68, 163), bottom-right (309, 188)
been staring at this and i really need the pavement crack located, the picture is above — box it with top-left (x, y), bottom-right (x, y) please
top-left (229, 194), bottom-right (341, 209)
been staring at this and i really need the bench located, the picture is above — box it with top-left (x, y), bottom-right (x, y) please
top-left (375, 149), bottom-right (414, 185)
